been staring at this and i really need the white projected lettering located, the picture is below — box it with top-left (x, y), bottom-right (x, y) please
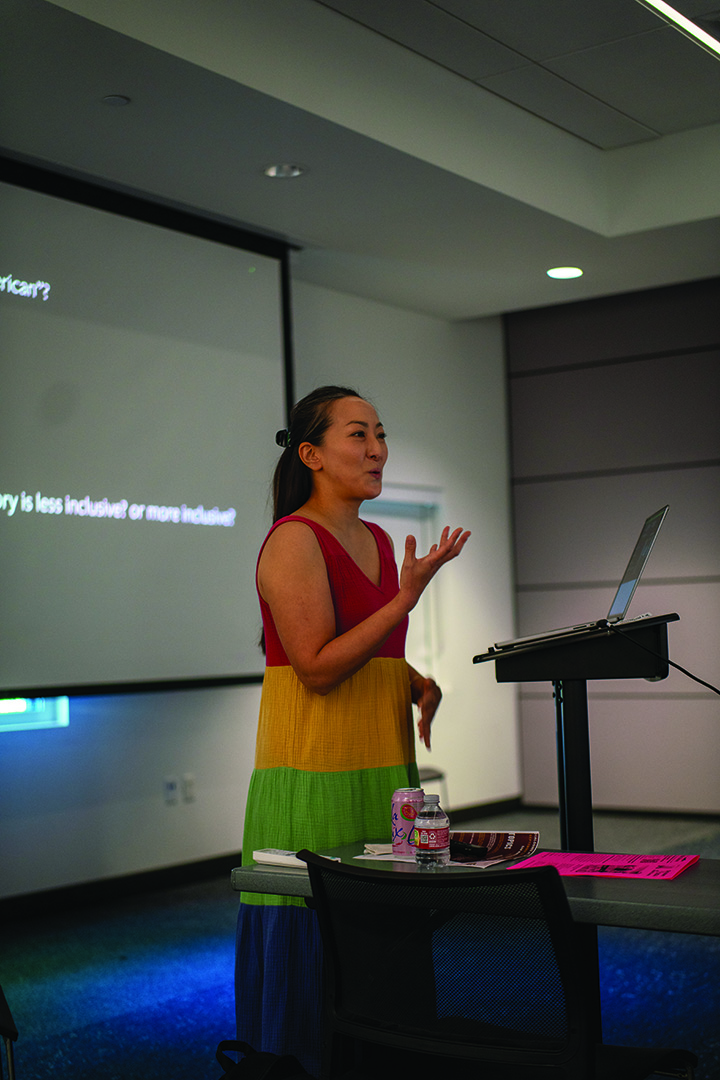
top-left (65, 495), bottom-right (128, 519)
top-left (0, 490), bottom-right (236, 526)
top-left (0, 274), bottom-right (51, 300)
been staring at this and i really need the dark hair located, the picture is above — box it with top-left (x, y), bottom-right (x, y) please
top-left (259, 385), bottom-right (362, 654)
top-left (271, 384), bottom-right (361, 522)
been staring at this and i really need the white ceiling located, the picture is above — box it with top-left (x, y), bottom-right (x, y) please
top-left (2, 0), bottom-right (720, 319)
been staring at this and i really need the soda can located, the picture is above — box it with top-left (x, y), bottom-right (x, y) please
top-left (391, 787), bottom-right (425, 855)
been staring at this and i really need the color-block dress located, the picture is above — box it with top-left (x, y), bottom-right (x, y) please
top-left (235, 515), bottom-right (420, 1074)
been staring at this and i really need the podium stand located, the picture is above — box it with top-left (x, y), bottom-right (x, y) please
top-left (474, 613), bottom-right (678, 852)
top-left (474, 613), bottom-right (678, 1039)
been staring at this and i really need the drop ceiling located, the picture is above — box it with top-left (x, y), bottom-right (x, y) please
top-left (1, 0), bottom-right (719, 318)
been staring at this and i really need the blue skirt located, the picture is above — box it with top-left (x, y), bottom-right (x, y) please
top-left (235, 901), bottom-right (324, 1077)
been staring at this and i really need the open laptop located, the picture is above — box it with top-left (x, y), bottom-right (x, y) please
top-left (492, 505), bottom-right (669, 652)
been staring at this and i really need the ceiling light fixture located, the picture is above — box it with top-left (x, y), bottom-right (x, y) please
top-left (635, 1), bottom-right (720, 59)
top-left (102, 94), bottom-right (131, 106)
top-left (547, 266), bottom-right (583, 279)
top-left (264, 164), bottom-right (305, 179)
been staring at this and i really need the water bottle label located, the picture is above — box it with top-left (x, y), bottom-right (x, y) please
top-left (414, 826), bottom-right (450, 851)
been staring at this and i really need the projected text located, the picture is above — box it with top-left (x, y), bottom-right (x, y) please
top-left (1, 490), bottom-right (236, 526)
top-left (0, 274), bottom-right (51, 300)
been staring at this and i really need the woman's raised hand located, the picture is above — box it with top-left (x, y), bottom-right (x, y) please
top-left (399, 526), bottom-right (470, 611)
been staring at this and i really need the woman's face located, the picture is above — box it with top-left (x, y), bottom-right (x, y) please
top-left (307, 396), bottom-right (388, 501)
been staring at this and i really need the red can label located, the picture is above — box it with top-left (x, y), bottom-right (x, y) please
top-left (391, 788), bottom-right (425, 855)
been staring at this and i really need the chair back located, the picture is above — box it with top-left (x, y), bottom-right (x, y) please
top-left (299, 852), bottom-right (595, 1078)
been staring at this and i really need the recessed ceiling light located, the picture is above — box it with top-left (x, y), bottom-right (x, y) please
top-left (263, 164), bottom-right (305, 179)
top-left (102, 94), bottom-right (131, 106)
top-left (547, 266), bottom-right (583, 279)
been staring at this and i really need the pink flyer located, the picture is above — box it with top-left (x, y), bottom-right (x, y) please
top-left (512, 851), bottom-right (699, 880)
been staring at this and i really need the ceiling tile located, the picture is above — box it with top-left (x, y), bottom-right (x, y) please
top-left (545, 25), bottom-right (720, 133)
top-left (314, 0), bottom-right (525, 77)
top-left (667, 1), bottom-right (720, 16)
top-left (430, 0), bottom-right (661, 58)
top-left (478, 66), bottom-right (659, 149)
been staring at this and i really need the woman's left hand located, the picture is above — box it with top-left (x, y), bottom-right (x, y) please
top-left (411, 674), bottom-right (442, 749)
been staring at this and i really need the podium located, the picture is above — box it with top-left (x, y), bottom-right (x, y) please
top-left (474, 613), bottom-right (678, 852)
top-left (474, 614), bottom-right (679, 1039)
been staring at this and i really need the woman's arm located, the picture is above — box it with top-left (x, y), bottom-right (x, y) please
top-left (258, 521), bottom-right (469, 695)
top-left (408, 663), bottom-right (442, 749)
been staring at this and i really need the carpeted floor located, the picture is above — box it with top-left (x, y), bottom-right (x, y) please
top-left (462, 807), bottom-right (720, 1080)
top-left (0, 874), bottom-right (238, 1080)
top-left (2, 810), bottom-right (719, 1079)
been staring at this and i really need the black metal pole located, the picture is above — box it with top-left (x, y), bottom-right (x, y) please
top-left (553, 678), bottom-right (594, 853)
top-left (552, 678), bottom-right (602, 1040)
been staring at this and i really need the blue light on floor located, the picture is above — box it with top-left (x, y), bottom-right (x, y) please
top-left (599, 925), bottom-right (720, 1077)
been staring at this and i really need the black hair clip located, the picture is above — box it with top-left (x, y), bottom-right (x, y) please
top-left (275, 428), bottom-right (291, 449)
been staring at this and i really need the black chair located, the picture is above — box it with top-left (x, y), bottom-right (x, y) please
top-left (298, 852), bottom-right (697, 1080)
top-left (0, 985), bottom-right (17, 1080)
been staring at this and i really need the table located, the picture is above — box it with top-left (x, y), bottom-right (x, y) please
top-left (231, 844), bottom-right (720, 937)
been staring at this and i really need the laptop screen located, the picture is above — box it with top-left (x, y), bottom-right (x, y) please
top-left (606, 505), bottom-right (669, 622)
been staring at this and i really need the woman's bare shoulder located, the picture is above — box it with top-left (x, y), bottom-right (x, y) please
top-left (258, 519), bottom-right (325, 589)
top-left (263, 517), bottom-right (322, 552)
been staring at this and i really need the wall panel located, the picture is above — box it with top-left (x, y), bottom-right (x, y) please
top-left (505, 276), bottom-right (720, 813)
top-left (513, 467), bottom-right (720, 585)
top-left (511, 350), bottom-right (720, 477)
top-left (506, 277), bottom-right (720, 371)
top-left (519, 695), bottom-right (720, 813)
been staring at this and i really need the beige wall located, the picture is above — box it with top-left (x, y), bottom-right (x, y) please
top-left (0, 280), bottom-right (518, 899)
top-left (291, 280), bottom-right (520, 811)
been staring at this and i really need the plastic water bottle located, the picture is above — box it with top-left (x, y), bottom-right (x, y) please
top-left (414, 793), bottom-right (450, 868)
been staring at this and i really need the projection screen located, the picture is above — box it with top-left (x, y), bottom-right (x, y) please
top-left (0, 163), bottom-right (291, 697)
